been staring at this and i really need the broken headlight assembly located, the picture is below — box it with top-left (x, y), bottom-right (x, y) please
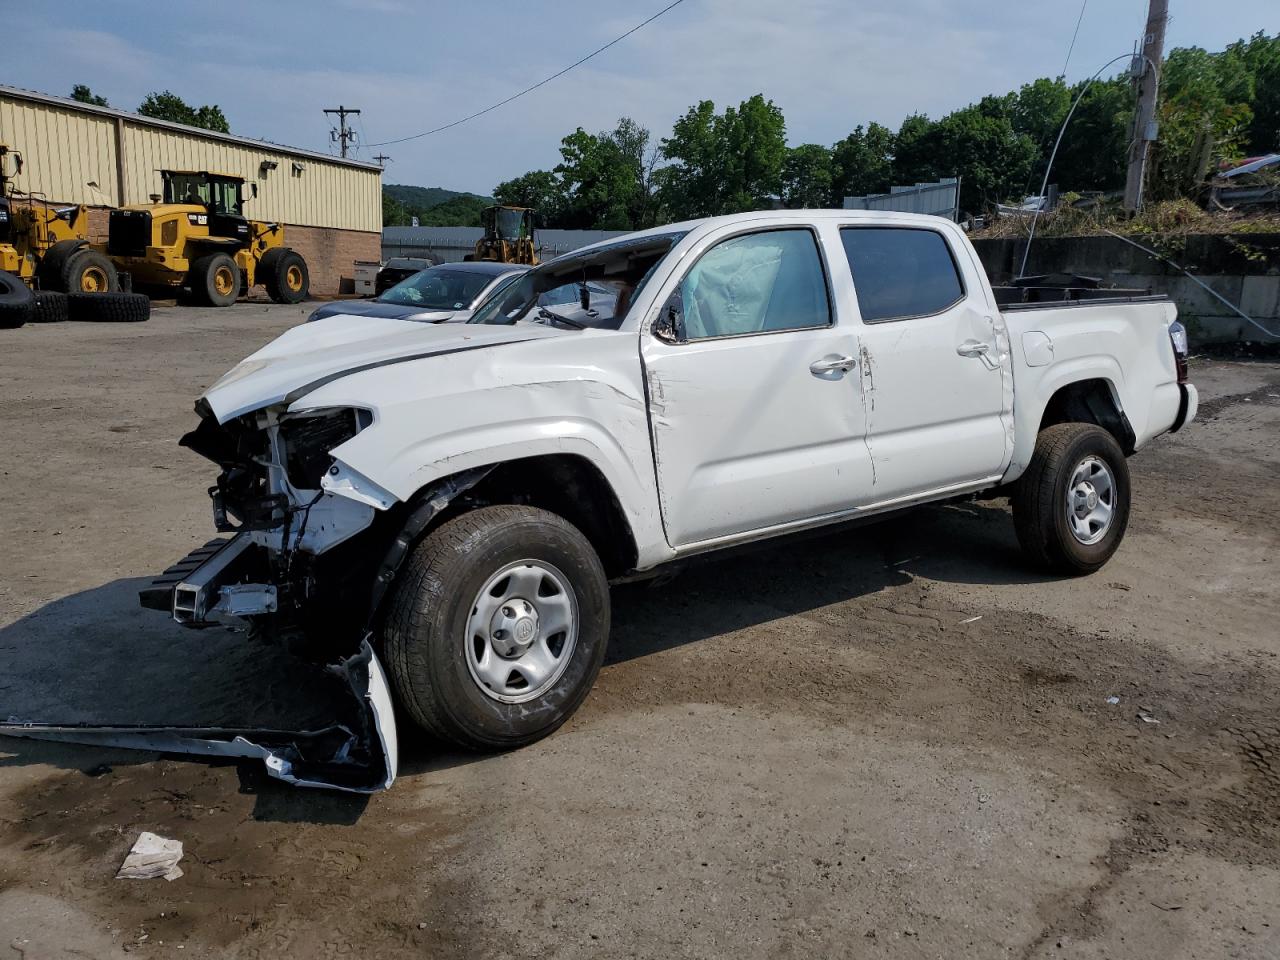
top-left (278, 407), bottom-right (373, 490)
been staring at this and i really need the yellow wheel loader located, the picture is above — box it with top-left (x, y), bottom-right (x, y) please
top-left (470, 205), bottom-right (538, 265)
top-left (103, 170), bottom-right (309, 306)
top-left (0, 142), bottom-right (117, 295)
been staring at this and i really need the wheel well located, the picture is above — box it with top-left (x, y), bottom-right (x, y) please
top-left (1039, 379), bottom-right (1135, 454)
top-left (450, 454), bottom-right (639, 578)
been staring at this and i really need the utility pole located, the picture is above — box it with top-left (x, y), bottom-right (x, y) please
top-left (1123, 0), bottom-right (1168, 211)
top-left (324, 105), bottom-right (361, 159)
top-left (372, 153), bottom-right (392, 168)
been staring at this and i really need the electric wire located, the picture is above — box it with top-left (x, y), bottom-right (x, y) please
top-left (1059, 0), bottom-right (1088, 79)
top-left (367, 0), bottom-right (689, 147)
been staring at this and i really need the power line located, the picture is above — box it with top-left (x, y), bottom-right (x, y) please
top-left (367, 0), bottom-right (689, 147)
top-left (1059, 0), bottom-right (1088, 78)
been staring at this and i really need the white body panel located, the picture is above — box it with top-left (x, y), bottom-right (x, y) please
top-left (194, 210), bottom-right (1191, 574)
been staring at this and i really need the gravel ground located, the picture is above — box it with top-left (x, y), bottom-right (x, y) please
top-left (0, 303), bottom-right (1277, 959)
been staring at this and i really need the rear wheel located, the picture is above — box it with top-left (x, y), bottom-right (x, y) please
top-left (382, 505), bottom-right (610, 750)
top-left (1012, 423), bottom-right (1130, 574)
top-left (0, 270), bottom-right (35, 328)
top-left (262, 249), bottom-right (309, 304)
top-left (190, 253), bottom-right (240, 307)
top-left (62, 249), bottom-right (119, 294)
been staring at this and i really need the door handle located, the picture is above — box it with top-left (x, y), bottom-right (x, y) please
top-left (957, 340), bottom-right (991, 358)
top-left (809, 355), bottom-right (856, 375)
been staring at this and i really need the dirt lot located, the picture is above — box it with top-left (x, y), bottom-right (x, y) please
top-left (0, 302), bottom-right (1277, 959)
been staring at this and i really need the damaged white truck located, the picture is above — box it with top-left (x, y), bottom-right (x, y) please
top-left (136, 210), bottom-right (1197, 762)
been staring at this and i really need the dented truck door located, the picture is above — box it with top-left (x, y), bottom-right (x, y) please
top-left (640, 224), bottom-right (874, 547)
top-left (839, 222), bottom-right (1013, 502)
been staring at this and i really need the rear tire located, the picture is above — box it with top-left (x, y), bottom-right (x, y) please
top-left (262, 248), bottom-right (309, 304)
top-left (382, 505), bottom-right (610, 751)
top-left (0, 270), bottom-right (34, 328)
top-left (190, 253), bottom-right (240, 307)
top-left (32, 289), bottom-right (69, 323)
top-left (1012, 423), bottom-right (1130, 575)
top-left (68, 291), bottom-right (150, 323)
top-left (61, 249), bottom-right (119, 294)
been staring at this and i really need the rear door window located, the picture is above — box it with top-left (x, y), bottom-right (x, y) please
top-left (839, 227), bottom-right (964, 322)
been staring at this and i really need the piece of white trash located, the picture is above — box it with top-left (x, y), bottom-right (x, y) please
top-left (117, 832), bottom-right (184, 881)
top-left (959, 615), bottom-right (983, 625)
top-left (1137, 711), bottom-right (1161, 725)
top-left (1106, 696), bottom-right (1121, 705)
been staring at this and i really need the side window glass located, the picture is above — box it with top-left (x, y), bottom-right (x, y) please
top-left (839, 227), bottom-right (964, 322)
top-left (676, 229), bottom-right (829, 340)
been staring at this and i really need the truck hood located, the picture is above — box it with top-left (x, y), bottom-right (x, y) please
top-left (202, 316), bottom-right (565, 421)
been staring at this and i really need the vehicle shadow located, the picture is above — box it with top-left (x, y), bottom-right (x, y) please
top-left (0, 501), bottom-right (1049, 818)
top-left (606, 500), bottom-right (1050, 664)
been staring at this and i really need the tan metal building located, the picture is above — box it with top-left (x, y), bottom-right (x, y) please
top-left (0, 84), bottom-right (381, 294)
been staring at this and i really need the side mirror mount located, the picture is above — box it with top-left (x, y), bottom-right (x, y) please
top-left (653, 292), bottom-right (686, 344)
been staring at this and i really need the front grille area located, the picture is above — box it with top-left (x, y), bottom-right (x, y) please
top-left (280, 411), bottom-right (359, 489)
top-left (108, 209), bottom-right (151, 257)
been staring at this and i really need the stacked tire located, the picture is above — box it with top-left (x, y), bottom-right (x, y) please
top-left (68, 291), bottom-right (150, 322)
top-left (0, 270), bottom-right (35, 328)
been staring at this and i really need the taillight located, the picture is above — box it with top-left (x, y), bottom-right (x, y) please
top-left (1168, 320), bottom-right (1189, 384)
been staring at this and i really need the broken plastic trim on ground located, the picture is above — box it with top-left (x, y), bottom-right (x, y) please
top-left (0, 639), bottom-right (398, 794)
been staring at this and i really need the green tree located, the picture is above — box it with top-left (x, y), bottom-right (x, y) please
top-left (660, 94), bottom-right (786, 218)
top-left (70, 84), bottom-right (109, 107)
top-left (781, 143), bottom-right (832, 208)
top-left (493, 170), bottom-right (566, 226)
top-left (890, 113), bottom-right (938, 186)
top-left (829, 121), bottom-right (894, 203)
top-left (1051, 78), bottom-right (1130, 194)
top-left (138, 91), bottom-right (230, 133)
top-left (555, 118), bottom-right (652, 229)
top-left (382, 192), bottom-right (408, 226)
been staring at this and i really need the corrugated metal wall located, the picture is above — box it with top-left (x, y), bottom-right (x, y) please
top-left (1, 90), bottom-right (380, 232)
top-left (0, 97), bottom-right (120, 206)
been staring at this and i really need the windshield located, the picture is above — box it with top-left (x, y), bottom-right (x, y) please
top-left (468, 232), bottom-right (686, 330)
top-left (494, 207), bottom-right (527, 239)
top-left (379, 267), bottom-right (503, 310)
top-left (165, 173), bottom-right (210, 207)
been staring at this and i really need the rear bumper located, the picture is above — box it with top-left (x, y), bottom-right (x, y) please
top-left (1171, 382), bottom-right (1198, 433)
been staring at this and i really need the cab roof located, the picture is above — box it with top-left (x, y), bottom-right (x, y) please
top-left (162, 170), bottom-right (245, 181)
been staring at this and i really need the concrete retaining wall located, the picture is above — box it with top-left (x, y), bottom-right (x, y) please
top-left (971, 233), bottom-right (1280, 344)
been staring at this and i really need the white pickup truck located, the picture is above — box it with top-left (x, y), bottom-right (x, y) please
top-left (143, 210), bottom-right (1197, 753)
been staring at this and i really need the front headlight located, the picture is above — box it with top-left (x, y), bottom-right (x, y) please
top-left (279, 407), bottom-right (371, 489)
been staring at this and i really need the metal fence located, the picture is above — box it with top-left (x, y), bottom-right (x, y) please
top-left (381, 226), bottom-right (628, 264)
top-left (843, 177), bottom-right (960, 220)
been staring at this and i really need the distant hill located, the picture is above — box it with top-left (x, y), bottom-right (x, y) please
top-left (383, 184), bottom-right (493, 208)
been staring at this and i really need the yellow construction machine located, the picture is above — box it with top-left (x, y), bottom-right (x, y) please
top-left (470, 205), bottom-right (538, 265)
top-left (104, 170), bottom-right (309, 306)
top-left (0, 142), bottom-right (117, 293)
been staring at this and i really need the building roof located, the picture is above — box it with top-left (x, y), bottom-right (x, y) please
top-left (0, 83), bottom-right (382, 173)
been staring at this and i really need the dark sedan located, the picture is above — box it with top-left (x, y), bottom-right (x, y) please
top-left (309, 261), bottom-right (527, 324)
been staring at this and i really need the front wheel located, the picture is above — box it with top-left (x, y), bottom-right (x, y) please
top-left (1012, 422), bottom-right (1131, 575)
top-left (262, 249), bottom-right (309, 303)
top-left (190, 253), bottom-right (240, 307)
top-left (382, 505), bottom-right (610, 750)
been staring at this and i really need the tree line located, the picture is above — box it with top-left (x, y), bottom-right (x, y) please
top-left (492, 31), bottom-right (1279, 229)
top-left (71, 84), bottom-right (230, 133)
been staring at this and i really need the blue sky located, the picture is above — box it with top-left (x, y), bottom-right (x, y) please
top-left (5, 0), bottom-right (1276, 194)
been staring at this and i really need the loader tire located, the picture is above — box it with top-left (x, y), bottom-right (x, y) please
top-left (191, 253), bottom-right (240, 307)
top-left (61, 249), bottom-right (119, 294)
top-left (261, 248), bottom-right (309, 304)
top-left (32, 289), bottom-right (69, 323)
top-left (37, 239), bottom-right (87, 291)
top-left (382, 505), bottom-right (610, 751)
top-left (68, 291), bottom-right (150, 323)
top-left (0, 270), bottom-right (34, 328)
